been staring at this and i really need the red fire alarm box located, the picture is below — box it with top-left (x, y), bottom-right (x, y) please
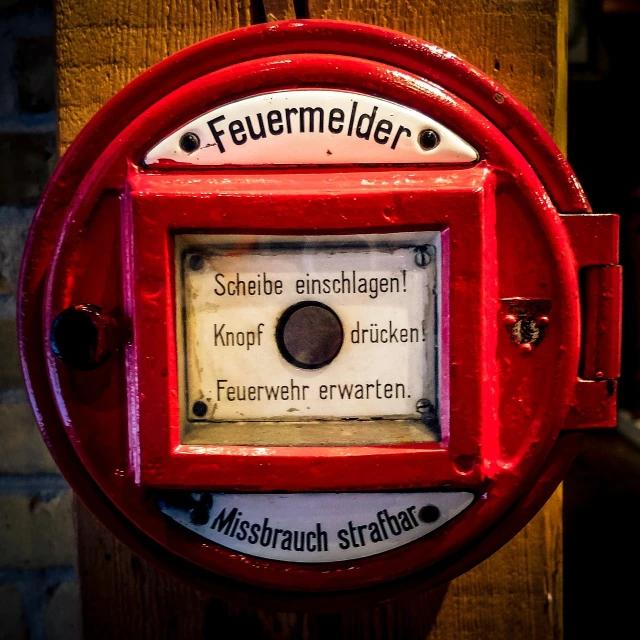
top-left (19, 20), bottom-right (621, 600)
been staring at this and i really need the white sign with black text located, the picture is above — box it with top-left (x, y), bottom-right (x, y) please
top-left (179, 232), bottom-right (441, 424)
top-left (144, 90), bottom-right (478, 166)
top-left (159, 492), bottom-right (474, 563)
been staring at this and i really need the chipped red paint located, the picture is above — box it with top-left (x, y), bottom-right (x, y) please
top-left (18, 20), bottom-right (620, 601)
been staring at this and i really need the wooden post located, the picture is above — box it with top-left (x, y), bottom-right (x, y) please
top-left (57, 1), bottom-right (567, 637)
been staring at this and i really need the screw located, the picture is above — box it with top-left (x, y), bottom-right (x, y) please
top-left (188, 254), bottom-right (205, 271)
top-left (418, 129), bottom-right (440, 151)
top-left (179, 132), bottom-right (200, 154)
top-left (414, 244), bottom-right (435, 268)
top-left (416, 398), bottom-right (433, 414)
top-left (418, 505), bottom-right (441, 524)
top-left (192, 401), bottom-right (208, 417)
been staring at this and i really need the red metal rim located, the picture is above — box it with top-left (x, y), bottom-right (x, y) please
top-left (38, 54), bottom-right (578, 589)
top-left (19, 21), bottom-right (585, 598)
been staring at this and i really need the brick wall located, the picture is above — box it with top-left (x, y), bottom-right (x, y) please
top-left (0, 1), bottom-right (80, 638)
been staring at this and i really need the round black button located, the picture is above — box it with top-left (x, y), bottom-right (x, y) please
top-left (276, 301), bottom-right (343, 369)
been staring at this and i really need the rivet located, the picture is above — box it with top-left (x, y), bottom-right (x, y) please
top-left (418, 505), bottom-right (441, 524)
top-left (520, 342), bottom-right (534, 353)
top-left (418, 128), bottom-right (440, 151)
top-left (192, 401), bottom-right (208, 417)
top-left (454, 455), bottom-right (476, 474)
top-left (537, 315), bottom-right (550, 327)
top-left (179, 132), bottom-right (200, 154)
top-left (503, 314), bottom-right (518, 325)
top-left (188, 254), bottom-right (205, 271)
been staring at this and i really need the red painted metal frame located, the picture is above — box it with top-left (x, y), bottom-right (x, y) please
top-left (17, 21), bottom-right (616, 600)
top-left (126, 170), bottom-right (489, 489)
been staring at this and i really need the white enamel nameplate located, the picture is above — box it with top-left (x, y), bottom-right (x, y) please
top-left (144, 90), bottom-right (478, 167)
top-left (158, 492), bottom-right (474, 563)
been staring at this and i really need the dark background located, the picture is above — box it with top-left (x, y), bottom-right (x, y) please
top-left (565, 1), bottom-right (640, 637)
top-left (0, 0), bottom-right (79, 638)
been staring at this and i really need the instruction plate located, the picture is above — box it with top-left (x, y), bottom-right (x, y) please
top-left (177, 232), bottom-right (442, 439)
top-left (159, 491), bottom-right (473, 563)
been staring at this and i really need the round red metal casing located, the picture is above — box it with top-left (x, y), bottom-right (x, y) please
top-left (19, 20), bottom-right (593, 604)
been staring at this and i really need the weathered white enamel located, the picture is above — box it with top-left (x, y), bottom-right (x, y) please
top-left (178, 232), bottom-right (441, 425)
top-left (144, 90), bottom-right (478, 166)
top-left (158, 491), bottom-right (474, 563)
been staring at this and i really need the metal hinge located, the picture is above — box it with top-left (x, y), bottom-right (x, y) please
top-left (561, 214), bottom-right (622, 429)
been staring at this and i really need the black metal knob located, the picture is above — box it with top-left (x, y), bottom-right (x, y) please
top-left (50, 304), bottom-right (113, 370)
